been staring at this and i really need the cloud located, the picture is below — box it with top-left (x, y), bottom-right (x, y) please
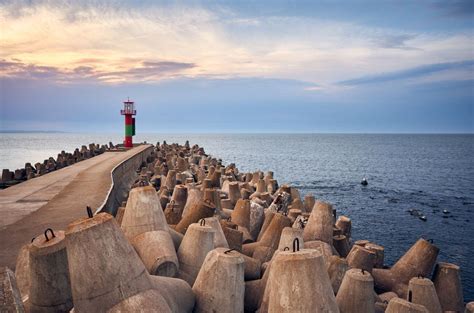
top-left (337, 60), bottom-right (474, 86)
top-left (372, 34), bottom-right (419, 50)
top-left (0, 59), bottom-right (196, 83)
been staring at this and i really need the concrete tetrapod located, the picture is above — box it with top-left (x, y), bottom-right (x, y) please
top-left (68, 212), bottom-right (195, 312)
top-left (228, 181), bottom-right (242, 207)
top-left (303, 200), bottom-right (334, 245)
top-left (335, 215), bottom-right (351, 239)
top-left (305, 240), bottom-right (334, 267)
top-left (238, 252), bottom-right (262, 281)
top-left (407, 277), bottom-right (442, 313)
top-left (257, 211), bottom-right (275, 241)
top-left (204, 217), bottom-right (229, 248)
top-left (372, 238), bottom-right (439, 297)
top-left (120, 186), bottom-right (178, 276)
top-left (28, 229), bottom-right (73, 313)
top-left (130, 230), bottom-right (179, 277)
top-left (277, 227), bottom-right (304, 251)
top-left (177, 222), bottom-right (216, 286)
top-left (243, 250), bottom-right (279, 313)
top-left (168, 227), bottom-right (184, 251)
top-left (365, 243), bottom-right (385, 268)
top-left (182, 187), bottom-right (203, 217)
top-left (175, 199), bottom-right (215, 234)
top-left (221, 222), bottom-right (243, 252)
top-left (192, 248), bottom-right (245, 313)
top-left (327, 255), bottom-right (349, 294)
top-left (121, 185), bottom-right (169, 238)
top-left (333, 234), bottom-right (350, 257)
top-left (242, 213), bottom-right (291, 263)
top-left (259, 244), bottom-right (339, 313)
top-left (336, 268), bottom-right (375, 313)
top-left (164, 185), bottom-right (187, 224)
top-left (249, 201), bottom-right (265, 240)
top-left (164, 169), bottom-right (177, 190)
top-left (432, 262), bottom-right (464, 312)
top-left (346, 244), bottom-right (376, 272)
top-left (150, 276), bottom-right (196, 313)
top-left (65, 213), bottom-right (154, 312)
top-left (256, 213), bottom-right (291, 251)
top-left (385, 298), bottom-right (428, 313)
top-left (231, 199), bottom-right (251, 231)
top-left (303, 194), bottom-right (315, 213)
top-left (203, 188), bottom-right (222, 216)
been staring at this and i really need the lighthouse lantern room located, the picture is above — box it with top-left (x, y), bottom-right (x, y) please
top-left (120, 98), bottom-right (136, 148)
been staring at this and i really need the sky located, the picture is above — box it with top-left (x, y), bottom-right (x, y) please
top-left (0, 0), bottom-right (473, 133)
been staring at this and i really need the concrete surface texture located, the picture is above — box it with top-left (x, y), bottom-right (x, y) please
top-left (385, 297), bottom-right (429, 313)
top-left (433, 262), bottom-right (464, 312)
top-left (372, 238), bottom-right (439, 297)
top-left (303, 200), bottom-right (334, 244)
top-left (407, 277), bottom-right (442, 313)
top-left (28, 230), bottom-right (73, 313)
top-left (177, 223), bottom-right (216, 286)
top-left (192, 248), bottom-right (245, 313)
top-left (0, 145), bottom-right (151, 269)
top-left (260, 249), bottom-right (339, 313)
top-left (336, 268), bottom-right (375, 313)
top-left (65, 213), bottom-right (153, 313)
top-left (0, 266), bottom-right (25, 313)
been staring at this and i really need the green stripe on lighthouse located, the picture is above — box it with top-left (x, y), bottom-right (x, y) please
top-left (125, 125), bottom-right (133, 136)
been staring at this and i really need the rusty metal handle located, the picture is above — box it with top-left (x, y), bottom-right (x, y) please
top-left (44, 228), bottom-right (55, 241)
top-left (87, 206), bottom-right (93, 218)
top-left (200, 218), bottom-right (206, 226)
top-left (224, 249), bottom-right (236, 254)
top-left (283, 247), bottom-right (290, 251)
top-left (293, 238), bottom-right (300, 252)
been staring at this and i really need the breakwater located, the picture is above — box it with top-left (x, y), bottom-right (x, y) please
top-left (0, 142), bottom-right (117, 189)
top-left (1, 141), bottom-right (472, 312)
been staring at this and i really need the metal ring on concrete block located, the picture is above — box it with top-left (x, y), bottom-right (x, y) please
top-left (44, 228), bottom-right (55, 241)
top-left (87, 206), bottom-right (93, 218)
top-left (293, 237), bottom-right (300, 252)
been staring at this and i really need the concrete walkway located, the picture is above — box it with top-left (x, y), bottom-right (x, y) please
top-left (0, 145), bottom-right (150, 269)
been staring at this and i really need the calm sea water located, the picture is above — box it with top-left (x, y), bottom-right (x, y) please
top-left (1, 132), bottom-right (473, 300)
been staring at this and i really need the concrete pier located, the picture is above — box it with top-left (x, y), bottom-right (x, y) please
top-left (0, 145), bottom-right (152, 269)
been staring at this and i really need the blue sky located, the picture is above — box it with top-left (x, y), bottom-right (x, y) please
top-left (0, 0), bottom-right (473, 133)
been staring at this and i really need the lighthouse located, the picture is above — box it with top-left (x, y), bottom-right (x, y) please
top-left (120, 98), bottom-right (136, 148)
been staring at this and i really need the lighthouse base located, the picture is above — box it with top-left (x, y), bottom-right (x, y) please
top-left (124, 136), bottom-right (133, 148)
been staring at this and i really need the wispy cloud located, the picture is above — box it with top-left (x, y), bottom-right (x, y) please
top-left (372, 34), bottom-right (419, 50)
top-left (337, 60), bottom-right (474, 86)
top-left (0, 59), bottom-right (196, 83)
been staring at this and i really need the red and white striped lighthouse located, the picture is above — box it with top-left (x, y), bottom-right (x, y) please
top-left (120, 98), bottom-right (136, 148)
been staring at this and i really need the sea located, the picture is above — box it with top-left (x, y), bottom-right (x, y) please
top-left (1, 132), bottom-right (473, 300)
